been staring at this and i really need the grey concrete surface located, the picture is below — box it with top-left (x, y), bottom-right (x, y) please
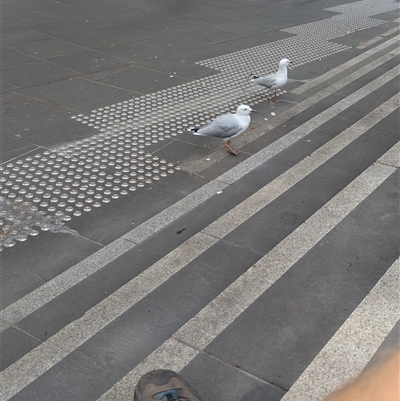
top-left (1, 0), bottom-right (399, 400)
top-left (205, 172), bottom-right (399, 389)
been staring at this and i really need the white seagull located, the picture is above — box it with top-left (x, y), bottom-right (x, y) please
top-left (188, 105), bottom-right (256, 156)
top-left (251, 58), bottom-right (291, 106)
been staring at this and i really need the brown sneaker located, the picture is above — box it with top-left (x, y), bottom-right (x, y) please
top-left (134, 369), bottom-right (202, 401)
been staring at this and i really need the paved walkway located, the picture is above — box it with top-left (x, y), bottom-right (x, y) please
top-left (1, 0), bottom-right (399, 400)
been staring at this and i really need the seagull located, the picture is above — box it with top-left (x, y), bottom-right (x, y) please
top-left (251, 58), bottom-right (291, 106)
top-left (188, 105), bottom-right (256, 156)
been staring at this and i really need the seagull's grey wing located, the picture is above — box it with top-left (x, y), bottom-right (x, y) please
top-left (196, 114), bottom-right (242, 139)
top-left (253, 74), bottom-right (277, 89)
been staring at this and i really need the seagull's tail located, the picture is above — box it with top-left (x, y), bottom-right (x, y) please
top-left (250, 74), bottom-right (259, 80)
top-left (187, 127), bottom-right (206, 136)
top-left (186, 127), bottom-right (198, 134)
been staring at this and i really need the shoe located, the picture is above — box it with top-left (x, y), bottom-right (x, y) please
top-left (134, 369), bottom-right (202, 401)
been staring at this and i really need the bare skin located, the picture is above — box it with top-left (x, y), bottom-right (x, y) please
top-left (324, 349), bottom-right (400, 401)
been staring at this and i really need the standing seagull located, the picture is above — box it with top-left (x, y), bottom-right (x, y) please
top-left (188, 105), bottom-right (256, 156)
top-left (251, 58), bottom-right (291, 106)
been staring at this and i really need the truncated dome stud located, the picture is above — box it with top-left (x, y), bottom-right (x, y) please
top-left (1, 0), bottom-right (397, 249)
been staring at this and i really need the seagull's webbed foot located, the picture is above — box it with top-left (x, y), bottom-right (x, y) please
top-left (223, 140), bottom-right (239, 156)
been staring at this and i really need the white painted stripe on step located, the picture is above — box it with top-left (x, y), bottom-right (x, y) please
top-left (185, 46), bottom-right (400, 174)
top-left (281, 258), bottom-right (400, 401)
top-left (1, 237), bottom-right (135, 324)
top-left (97, 144), bottom-right (399, 401)
top-left (2, 61), bottom-right (399, 333)
top-left (292, 35), bottom-right (400, 94)
top-left (217, 66), bottom-right (399, 185)
top-left (2, 99), bottom-right (398, 400)
top-left (0, 232), bottom-right (217, 400)
top-left (356, 26), bottom-right (400, 49)
top-left (378, 141), bottom-right (400, 168)
top-left (173, 162), bottom-right (397, 349)
top-left (0, 180), bottom-right (228, 326)
top-left (203, 95), bottom-right (399, 239)
top-left (100, 338), bottom-right (199, 401)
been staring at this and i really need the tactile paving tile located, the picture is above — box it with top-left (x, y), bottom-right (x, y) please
top-left (1, 0), bottom-right (398, 250)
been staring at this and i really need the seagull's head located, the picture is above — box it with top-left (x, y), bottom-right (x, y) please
top-left (236, 105), bottom-right (257, 116)
top-left (279, 59), bottom-right (291, 68)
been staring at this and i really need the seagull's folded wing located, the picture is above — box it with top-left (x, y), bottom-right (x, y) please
top-left (254, 75), bottom-right (277, 89)
top-left (196, 114), bottom-right (242, 138)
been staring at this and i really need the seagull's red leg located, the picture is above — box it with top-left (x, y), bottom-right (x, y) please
top-left (270, 90), bottom-right (281, 106)
top-left (223, 141), bottom-right (239, 156)
top-left (270, 90), bottom-right (277, 106)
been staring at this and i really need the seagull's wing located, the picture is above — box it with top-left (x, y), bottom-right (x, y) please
top-left (192, 114), bottom-right (242, 139)
top-left (253, 74), bottom-right (277, 89)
